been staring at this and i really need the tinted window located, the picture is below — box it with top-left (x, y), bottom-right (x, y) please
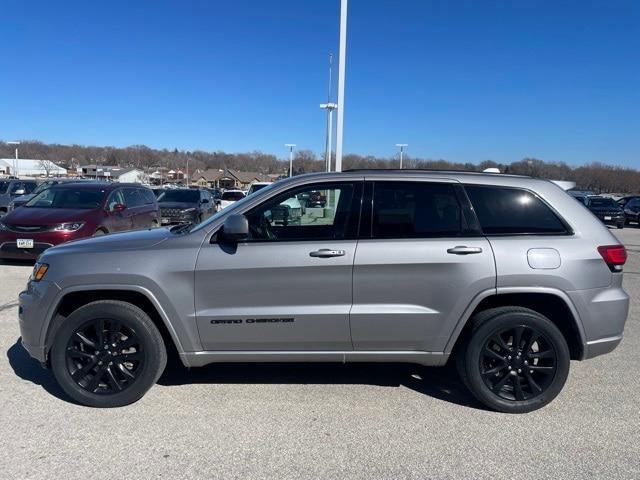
top-left (371, 182), bottom-right (461, 238)
top-left (124, 188), bottom-right (146, 207)
top-left (246, 183), bottom-right (358, 241)
top-left (157, 189), bottom-right (200, 203)
top-left (222, 191), bottom-right (245, 201)
top-left (26, 187), bottom-right (105, 209)
top-left (588, 197), bottom-right (617, 208)
top-left (465, 185), bottom-right (567, 235)
top-left (24, 182), bottom-right (37, 194)
top-left (627, 199), bottom-right (640, 209)
top-left (141, 188), bottom-right (156, 204)
top-left (0, 181), bottom-right (8, 194)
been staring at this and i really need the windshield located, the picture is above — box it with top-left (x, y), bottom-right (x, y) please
top-left (589, 198), bottom-right (617, 208)
top-left (32, 181), bottom-right (55, 195)
top-left (0, 181), bottom-right (9, 194)
top-left (157, 189), bottom-right (200, 203)
top-left (25, 187), bottom-right (106, 209)
top-left (222, 191), bottom-right (245, 201)
top-left (190, 182), bottom-right (280, 233)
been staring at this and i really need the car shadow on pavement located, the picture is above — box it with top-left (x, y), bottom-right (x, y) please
top-left (7, 339), bottom-right (72, 403)
top-left (158, 357), bottom-right (488, 411)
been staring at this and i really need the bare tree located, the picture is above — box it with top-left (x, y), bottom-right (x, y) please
top-left (37, 158), bottom-right (57, 177)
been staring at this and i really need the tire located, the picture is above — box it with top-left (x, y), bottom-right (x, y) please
top-left (617, 223), bottom-right (624, 229)
top-left (50, 300), bottom-right (167, 408)
top-left (456, 306), bottom-right (570, 413)
top-left (93, 229), bottom-right (107, 236)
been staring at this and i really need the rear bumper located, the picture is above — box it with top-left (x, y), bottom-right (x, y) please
top-left (568, 277), bottom-right (629, 360)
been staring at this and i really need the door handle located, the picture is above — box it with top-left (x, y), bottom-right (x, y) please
top-left (309, 249), bottom-right (346, 258)
top-left (447, 246), bottom-right (483, 255)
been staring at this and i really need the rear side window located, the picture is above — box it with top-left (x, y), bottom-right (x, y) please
top-left (124, 188), bottom-right (146, 207)
top-left (465, 185), bottom-right (568, 235)
top-left (140, 188), bottom-right (156, 204)
top-left (372, 182), bottom-right (462, 238)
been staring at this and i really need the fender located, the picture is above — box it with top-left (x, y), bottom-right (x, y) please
top-left (443, 286), bottom-right (587, 358)
top-left (41, 283), bottom-right (192, 359)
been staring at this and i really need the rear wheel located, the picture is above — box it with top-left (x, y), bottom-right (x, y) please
top-left (457, 307), bottom-right (570, 413)
top-left (50, 300), bottom-right (167, 407)
top-left (93, 229), bottom-right (107, 236)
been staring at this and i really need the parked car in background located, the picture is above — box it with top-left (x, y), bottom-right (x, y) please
top-left (0, 179), bottom-right (38, 215)
top-left (218, 189), bottom-right (245, 210)
top-left (157, 188), bottom-right (214, 225)
top-left (247, 182), bottom-right (272, 195)
top-left (8, 178), bottom-right (87, 212)
top-left (586, 196), bottom-right (625, 228)
top-left (623, 197), bottom-right (640, 227)
top-left (0, 182), bottom-right (158, 259)
top-left (617, 195), bottom-right (640, 209)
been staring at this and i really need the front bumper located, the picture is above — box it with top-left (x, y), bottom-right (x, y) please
top-left (18, 279), bottom-right (61, 364)
top-left (0, 229), bottom-right (86, 259)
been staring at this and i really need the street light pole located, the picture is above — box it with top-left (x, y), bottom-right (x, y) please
top-left (320, 52), bottom-right (337, 172)
top-left (7, 141), bottom-right (20, 177)
top-left (285, 144), bottom-right (296, 177)
top-left (334, 0), bottom-right (348, 172)
top-left (395, 144), bottom-right (408, 169)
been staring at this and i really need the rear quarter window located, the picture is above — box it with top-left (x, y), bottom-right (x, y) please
top-left (465, 185), bottom-right (569, 235)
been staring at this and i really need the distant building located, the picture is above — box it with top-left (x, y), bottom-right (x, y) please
top-left (79, 165), bottom-right (149, 183)
top-left (193, 168), bottom-right (268, 189)
top-left (0, 158), bottom-right (67, 177)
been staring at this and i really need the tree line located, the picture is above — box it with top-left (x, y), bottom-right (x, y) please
top-left (1, 140), bottom-right (638, 193)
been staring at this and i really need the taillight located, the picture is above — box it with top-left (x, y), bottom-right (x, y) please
top-left (598, 245), bottom-right (627, 272)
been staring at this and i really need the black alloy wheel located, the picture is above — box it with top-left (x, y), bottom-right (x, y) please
top-left (65, 318), bottom-right (145, 395)
top-left (480, 325), bottom-right (557, 402)
top-left (51, 300), bottom-right (166, 407)
top-left (457, 306), bottom-right (570, 413)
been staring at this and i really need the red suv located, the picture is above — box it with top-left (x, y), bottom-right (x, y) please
top-left (0, 182), bottom-right (159, 259)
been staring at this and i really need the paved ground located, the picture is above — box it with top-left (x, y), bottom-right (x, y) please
top-left (0, 230), bottom-right (639, 479)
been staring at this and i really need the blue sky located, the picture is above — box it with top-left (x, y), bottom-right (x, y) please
top-left (1, 0), bottom-right (638, 166)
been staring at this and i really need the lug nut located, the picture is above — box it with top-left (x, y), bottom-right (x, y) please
top-left (517, 369), bottom-right (522, 373)
top-left (98, 361), bottom-right (103, 365)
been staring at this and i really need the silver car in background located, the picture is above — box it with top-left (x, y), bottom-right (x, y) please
top-left (18, 170), bottom-right (629, 412)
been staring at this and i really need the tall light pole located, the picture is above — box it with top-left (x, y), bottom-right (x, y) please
top-left (7, 141), bottom-right (20, 177)
top-left (395, 144), bottom-right (408, 169)
top-left (320, 53), bottom-right (337, 172)
top-left (285, 144), bottom-right (296, 177)
top-left (334, 0), bottom-right (348, 172)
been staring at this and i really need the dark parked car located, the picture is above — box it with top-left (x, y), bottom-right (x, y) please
top-left (8, 178), bottom-right (88, 212)
top-left (157, 188), bottom-right (215, 225)
top-left (623, 198), bottom-right (640, 227)
top-left (586, 196), bottom-right (625, 229)
top-left (617, 195), bottom-right (640, 209)
top-left (0, 183), bottom-right (159, 259)
top-left (0, 179), bottom-right (38, 215)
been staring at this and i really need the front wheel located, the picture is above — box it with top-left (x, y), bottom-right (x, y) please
top-left (50, 300), bottom-right (167, 407)
top-left (457, 307), bottom-right (570, 413)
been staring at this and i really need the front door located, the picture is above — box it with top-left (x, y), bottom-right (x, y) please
top-left (351, 180), bottom-right (496, 352)
top-left (194, 181), bottom-right (363, 351)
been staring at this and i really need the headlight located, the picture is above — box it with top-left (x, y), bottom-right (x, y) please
top-left (53, 222), bottom-right (85, 232)
top-left (31, 262), bottom-right (49, 282)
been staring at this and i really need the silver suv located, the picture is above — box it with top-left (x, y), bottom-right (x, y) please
top-left (18, 171), bottom-right (629, 412)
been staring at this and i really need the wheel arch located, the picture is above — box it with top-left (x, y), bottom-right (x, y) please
top-left (43, 286), bottom-right (186, 363)
top-left (447, 288), bottom-right (586, 360)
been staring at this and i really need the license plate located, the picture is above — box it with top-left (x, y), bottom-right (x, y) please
top-left (161, 218), bottom-right (170, 224)
top-left (604, 216), bottom-right (612, 220)
top-left (17, 239), bottom-right (34, 249)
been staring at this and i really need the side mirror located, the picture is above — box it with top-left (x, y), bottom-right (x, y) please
top-left (111, 203), bottom-right (126, 213)
top-left (13, 189), bottom-right (26, 196)
top-left (221, 214), bottom-right (249, 242)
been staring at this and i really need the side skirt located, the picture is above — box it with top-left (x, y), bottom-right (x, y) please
top-left (180, 351), bottom-right (449, 368)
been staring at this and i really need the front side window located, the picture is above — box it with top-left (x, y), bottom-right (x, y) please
top-left (465, 185), bottom-right (568, 235)
top-left (245, 183), bottom-right (359, 241)
top-left (371, 182), bottom-right (462, 238)
top-left (106, 190), bottom-right (126, 210)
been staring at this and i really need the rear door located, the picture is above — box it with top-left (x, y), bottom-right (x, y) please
top-left (351, 180), bottom-right (496, 352)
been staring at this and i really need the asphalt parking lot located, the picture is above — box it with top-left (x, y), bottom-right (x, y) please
top-left (0, 230), bottom-right (638, 479)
